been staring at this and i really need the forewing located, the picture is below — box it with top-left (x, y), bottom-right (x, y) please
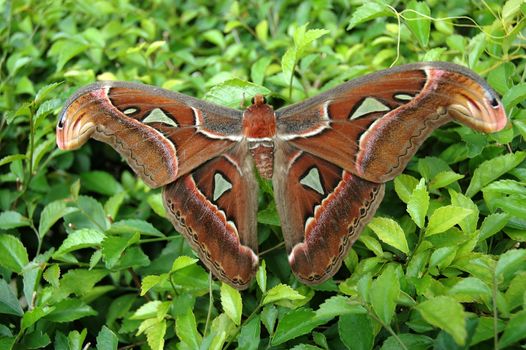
top-left (163, 145), bottom-right (259, 289)
top-left (56, 81), bottom-right (242, 187)
top-left (276, 62), bottom-right (507, 183)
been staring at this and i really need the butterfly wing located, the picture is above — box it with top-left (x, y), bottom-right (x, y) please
top-left (163, 145), bottom-right (259, 289)
top-left (57, 82), bottom-right (258, 288)
top-left (274, 62), bottom-right (507, 283)
top-left (57, 81), bottom-right (242, 187)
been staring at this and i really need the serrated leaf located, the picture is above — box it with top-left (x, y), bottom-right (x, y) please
top-left (449, 190), bottom-right (479, 234)
top-left (35, 82), bottom-right (62, 103)
top-left (448, 277), bottom-right (492, 304)
top-left (39, 200), bottom-right (78, 239)
top-left (495, 249), bottom-right (526, 283)
top-left (256, 259), bottom-right (267, 293)
top-left (175, 308), bottom-right (202, 349)
top-left (281, 47), bottom-right (296, 86)
top-left (466, 152), bottom-right (526, 197)
top-left (394, 174), bottom-right (419, 203)
top-left (170, 255), bottom-right (198, 272)
top-left (348, 2), bottom-right (392, 29)
top-left (80, 171), bottom-right (123, 196)
top-left (0, 278), bottom-right (23, 316)
top-left (101, 232), bottom-right (140, 268)
top-left (502, 83), bottom-right (526, 111)
top-left (371, 265), bottom-right (399, 325)
top-left (109, 219), bottom-right (164, 237)
top-left (415, 296), bottom-right (466, 345)
top-left (0, 234), bottom-right (29, 274)
top-left (44, 299), bottom-right (97, 322)
top-left (261, 305), bottom-right (278, 336)
top-left (429, 171), bottom-right (464, 190)
top-left (0, 154), bottom-right (26, 167)
top-left (272, 308), bottom-right (325, 345)
top-left (338, 313), bottom-right (374, 350)
top-left (131, 301), bottom-right (168, 320)
top-left (237, 316), bottom-right (260, 350)
top-left (96, 326), bottom-right (118, 350)
top-left (498, 310), bottom-right (526, 348)
top-left (54, 228), bottom-right (105, 256)
top-left (405, 1), bottom-right (431, 47)
top-left (21, 306), bottom-right (55, 331)
top-left (221, 283), bottom-right (242, 326)
top-left (368, 217), bottom-right (409, 254)
top-left (204, 78), bottom-right (270, 108)
top-left (407, 178), bottom-right (429, 229)
top-left (381, 333), bottom-right (433, 350)
top-left (145, 319), bottom-right (166, 350)
top-left (140, 274), bottom-right (168, 296)
top-left (315, 295), bottom-right (366, 320)
top-left (262, 284), bottom-right (305, 306)
top-left (426, 206), bottom-right (472, 236)
top-left (43, 264), bottom-right (60, 288)
top-left (0, 211), bottom-right (31, 230)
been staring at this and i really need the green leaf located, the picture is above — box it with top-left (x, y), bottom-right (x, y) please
top-left (237, 316), bottom-right (260, 350)
top-left (449, 190), bottom-right (479, 234)
top-left (256, 259), bottom-right (267, 293)
top-left (370, 265), bottom-right (400, 325)
top-left (466, 152), bottom-right (526, 197)
top-left (35, 82), bottom-right (62, 103)
top-left (348, 2), bottom-right (392, 29)
top-left (448, 277), bottom-right (492, 304)
top-left (0, 154), bottom-right (26, 167)
top-left (137, 318), bottom-right (166, 350)
top-left (262, 284), bottom-right (305, 306)
top-left (54, 228), bottom-right (105, 256)
top-left (251, 57), bottom-right (272, 86)
top-left (101, 232), bottom-right (140, 268)
top-left (502, 83), bottom-right (526, 111)
top-left (96, 326), bottom-right (118, 350)
top-left (368, 217), bottom-right (409, 254)
top-left (0, 278), bottom-right (23, 316)
top-left (21, 306), bottom-right (55, 331)
top-left (394, 174), bottom-right (419, 203)
top-left (39, 200), bottom-right (78, 239)
top-left (108, 219), bottom-right (164, 237)
top-left (140, 274), bottom-right (168, 296)
top-left (429, 171), bottom-right (464, 190)
top-left (204, 78), bottom-right (271, 108)
top-left (338, 313), bottom-right (374, 350)
top-left (315, 295), bottom-right (366, 320)
top-left (499, 310), bottom-right (526, 348)
top-left (0, 211), bottom-right (31, 230)
top-left (471, 317), bottom-right (506, 345)
top-left (49, 40), bottom-right (89, 71)
top-left (495, 249), bottom-right (526, 283)
top-left (220, 283), bottom-right (242, 326)
top-left (170, 256), bottom-right (199, 272)
top-left (415, 296), bottom-right (466, 345)
top-left (281, 47), bottom-right (297, 86)
top-left (0, 234), bottom-right (29, 274)
top-left (426, 206), bottom-right (472, 236)
top-left (44, 299), bottom-right (97, 322)
top-left (405, 1), bottom-right (431, 47)
top-left (381, 334), bottom-right (433, 350)
top-left (407, 178), bottom-right (429, 229)
top-left (131, 301), bottom-right (167, 320)
top-left (80, 171), bottom-right (123, 196)
top-left (175, 308), bottom-right (202, 349)
top-left (272, 308), bottom-right (325, 345)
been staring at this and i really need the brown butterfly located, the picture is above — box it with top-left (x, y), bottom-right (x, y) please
top-left (56, 62), bottom-right (507, 289)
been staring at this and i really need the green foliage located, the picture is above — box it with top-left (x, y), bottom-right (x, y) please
top-left (1, 0), bottom-right (525, 349)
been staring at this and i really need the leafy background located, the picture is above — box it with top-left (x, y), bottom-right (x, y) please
top-left (1, 0), bottom-right (525, 349)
